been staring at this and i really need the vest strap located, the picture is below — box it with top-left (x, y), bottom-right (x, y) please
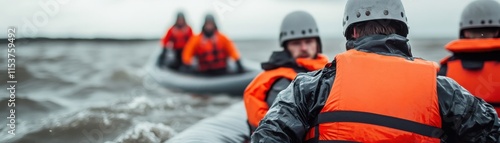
top-left (488, 102), bottom-right (500, 107)
top-left (317, 111), bottom-right (443, 138)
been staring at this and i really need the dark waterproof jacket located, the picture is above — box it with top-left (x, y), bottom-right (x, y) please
top-left (251, 34), bottom-right (500, 143)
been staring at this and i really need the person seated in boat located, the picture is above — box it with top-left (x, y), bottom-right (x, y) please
top-left (243, 11), bottom-right (329, 134)
top-left (182, 14), bottom-right (244, 76)
top-left (438, 0), bottom-right (500, 115)
top-left (160, 11), bottom-right (194, 69)
top-left (251, 0), bottom-right (500, 142)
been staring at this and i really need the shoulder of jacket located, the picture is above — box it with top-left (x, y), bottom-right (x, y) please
top-left (295, 69), bottom-right (326, 85)
top-left (436, 76), bottom-right (461, 89)
top-left (296, 61), bottom-right (336, 85)
top-left (435, 75), bottom-right (465, 98)
top-left (190, 34), bottom-right (202, 40)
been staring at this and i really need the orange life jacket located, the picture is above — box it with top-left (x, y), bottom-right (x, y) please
top-left (182, 32), bottom-right (241, 71)
top-left (440, 39), bottom-right (500, 113)
top-left (305, 50), bottom-right (442, 143)
top-left (162, 26), bottom-right (193, 49)
top-left (244, 54), bottom-right (329, 130)
top-left (194, 35), bottom-right (229, 71)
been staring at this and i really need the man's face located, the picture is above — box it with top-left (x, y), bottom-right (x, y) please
top-left (464, 29), bottom-right (499, 39)
top-left (286, 38), bottom-right (318, 59)
top-left (204, 21), bottom-right (215, 32)
top-left (176, 18), bottom-right (186, 26)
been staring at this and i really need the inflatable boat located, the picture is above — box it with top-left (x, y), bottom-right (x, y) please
top-left (166, 101), bottom-right (249, 143)
top-left (146, 48), bottom-right (261, 96)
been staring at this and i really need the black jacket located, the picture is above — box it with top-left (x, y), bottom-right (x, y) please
top-left (251, 34), bottom-right (500, 143)
top-left (261, 51), bottom-right (309, 107)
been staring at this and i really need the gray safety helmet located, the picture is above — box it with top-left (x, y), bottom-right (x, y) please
top-left (459, 0), bottom-right (500, 38)
top-left (279, 11), bottom-right (322, 53)
top-left (176, 11), bottom-right (185, 19)
top-left (343, 0), bottom-right (409, 40)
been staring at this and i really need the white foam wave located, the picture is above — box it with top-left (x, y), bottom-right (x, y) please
top-left (107, 122), bottom-right (177, 143)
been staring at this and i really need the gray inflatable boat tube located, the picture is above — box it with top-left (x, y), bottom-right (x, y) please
top-left (146, 48), bottom-right (261, 96)
top-left (166, 101), bottom-right (250, 143)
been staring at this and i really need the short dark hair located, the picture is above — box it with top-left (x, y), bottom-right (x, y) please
top-left (354, 20), bottom-right (397, 38)
top-left (461, 27), bottom-right (500, 39)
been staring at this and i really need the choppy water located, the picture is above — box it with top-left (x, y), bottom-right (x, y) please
top-left (0, 38), bottom-right (452, 143)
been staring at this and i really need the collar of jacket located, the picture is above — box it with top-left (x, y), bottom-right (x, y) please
top-left (261, 51), bottom-right (327, 72)
top-left (174, 24), bottom-right (185, 29)
top-left (346, 34), bottom-right (413, 58)
top-left (445, 38), bottom-right (500, 53)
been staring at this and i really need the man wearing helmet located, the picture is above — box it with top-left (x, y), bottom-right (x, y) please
top-left (251, 0), bottom-right (500, 142)
top-left (182, 14), bottom-right (244, 75)
top-left (160, 12), bottom-right (194, 69)
top-left (243, 11), bottom-right (329, 135)
top-left (439, 0), bottom-right (500, 115)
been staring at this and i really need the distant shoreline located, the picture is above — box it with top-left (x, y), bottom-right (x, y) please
top-left (0, 37), bottom-right (456, 43)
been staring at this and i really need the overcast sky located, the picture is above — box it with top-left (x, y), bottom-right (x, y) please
top-left (1, 0), bottom-right (479, 39)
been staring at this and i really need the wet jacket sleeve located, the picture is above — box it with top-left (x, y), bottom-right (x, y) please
top-left (437, 76), bottom-right (500, 143)
top-left (182, 35), bottom-right (200, 65)
top-left (251, 69), bottom-right (332, 143)
top-left (220, 34), bottom-right (241, 61)
top-left (161, 27), bottom-right (173, 48)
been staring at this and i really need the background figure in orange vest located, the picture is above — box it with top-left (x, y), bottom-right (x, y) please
top-left (438, 0), bottom-right (500, 114)
top-left (182, 14), bottom-right (244, 75)
top-left (252, 0), bottom-right (500, 142)
top-left (160, 12), bottom-right (193, 69)
top-left (244, 11), bottom-right (329, 134)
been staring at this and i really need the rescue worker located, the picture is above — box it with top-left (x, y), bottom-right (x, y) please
top-left (252, 0), bottom-right (500, 142)
top-left (438, 0), bottom-right (500, 114)
top-left (182, 14), bottom-right (244, 75)
top-left (244, 11), bottom-right (329, 134)
top-left (160, 12), bottom-right (193, 69)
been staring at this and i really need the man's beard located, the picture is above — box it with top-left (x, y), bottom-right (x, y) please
top-left (203, 29), bottom-right (215, 37)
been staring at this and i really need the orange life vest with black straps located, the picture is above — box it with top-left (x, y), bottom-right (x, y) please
top-left (195, 34), bottom-right (229, 72)
top-left (163, 26), bottom-right (193, 49)
top-left (305, 50), bottom-right (442, 143)
top-left (244, 54), bottom-right (329, 131)
top-left (440, 39), bottom-right (500, 114)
